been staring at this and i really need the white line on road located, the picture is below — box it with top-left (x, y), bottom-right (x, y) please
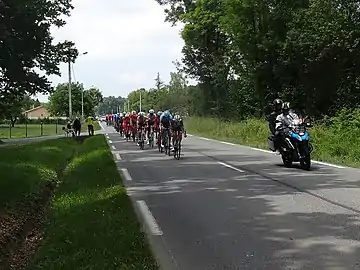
top-left (312, 161), bottom-right (345, 169)
top-left (99, 121), bottom-right (105, 131)
top-left (109, 140), bottom-right (112, 143)
top-left (115, 153), bottom-right (121, 160)
top-left (221, 141), bottom-right (236, 146)
top-left (137, 200), bottom-right (163, 236)
top-left (218, 161), bottom-right (244, 172)
top-left (111, 145), bottom-right (116, 150)
top-left (121, 168), bottom-right (132, 181)
top-left (251, 147), bottom-right (273, 154)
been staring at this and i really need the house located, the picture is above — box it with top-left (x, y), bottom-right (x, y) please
top-left (23, 105), bottom-right (50, 119)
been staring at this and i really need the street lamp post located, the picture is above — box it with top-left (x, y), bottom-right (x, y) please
top-left (79, 52), bottom-right (88, 119)
top-left (68, 56), bottom-right (72, 118)
top-left (69, 52), bottom-right (88, 119)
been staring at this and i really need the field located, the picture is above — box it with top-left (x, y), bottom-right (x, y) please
top-left (186, 116), bottom-right (360, 168)
top-left (0, 135), bottom-right (158, 270)
top-left (0, 122), bottom-right (101, 139)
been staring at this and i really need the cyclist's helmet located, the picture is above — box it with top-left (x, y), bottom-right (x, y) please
top-left (157, 110), bottom-right (163, 116)
top-left (131, 110), bottom-right (136, 115)
top-left (282, 102), bottom-right (290, 114)
top-left (273, 98), bottom-right (283, 111)
top-left (139, 111), bottom-right (145, 117)
top-left (149, 109), bottom-right (154, 114)
top-left (174, 114), bottom-right (181, 121)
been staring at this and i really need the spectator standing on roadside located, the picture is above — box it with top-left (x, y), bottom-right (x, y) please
top-left (86, 116), bottom-right (94, 136)
top-left (73, 117), bottom-right (81, 136)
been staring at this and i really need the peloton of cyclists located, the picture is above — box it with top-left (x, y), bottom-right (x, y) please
top-left (121, 109), bottom-right (187, 151)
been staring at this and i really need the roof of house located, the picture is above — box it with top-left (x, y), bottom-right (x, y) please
top-left (23, 105), bottom-right (46, 113)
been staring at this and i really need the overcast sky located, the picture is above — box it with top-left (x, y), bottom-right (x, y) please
top-left (36, 0), bottom-right (184, 102)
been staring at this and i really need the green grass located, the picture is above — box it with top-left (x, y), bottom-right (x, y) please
top-left (0, 139), bottom-right (77, 208)
top-left (0, 135), bottom-right (158, 269)
top-left (0, 122), bottom-right (101, 139)
top-left (186, 116), bottom-right (360, 168)
top-left (29, 135), bottom-right (158, 270)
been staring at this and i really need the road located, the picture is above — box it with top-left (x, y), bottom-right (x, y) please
top-left (102, 123), bottom-right (360, 270)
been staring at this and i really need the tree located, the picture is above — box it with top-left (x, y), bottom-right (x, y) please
top-left (154, 72), bottom-right (164, 90)
top-left (153, 0), bottom-right (360, 119)
top-left (0, 1), bottom-right (78, 120)
top-left (98, 96), bottom-right (126, 115)
top-left (47, 83), bottom-right (103, 117)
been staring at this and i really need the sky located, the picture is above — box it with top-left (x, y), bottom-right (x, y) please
top-left (36, 0), bottom-right (184, 102)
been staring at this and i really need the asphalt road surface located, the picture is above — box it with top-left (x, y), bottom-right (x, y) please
top-left (101, 123), bottom-right (360, 270)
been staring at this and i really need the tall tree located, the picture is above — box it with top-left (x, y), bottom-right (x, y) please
top-left (47, 83), bottom-right (103, 117)
top-left (0, 0), bottom-right (78, 119)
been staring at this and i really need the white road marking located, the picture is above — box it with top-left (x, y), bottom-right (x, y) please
top-left (121, 168), bottom-right (132, 181)
top-left (115, 153), bottom-right (121, 160)
top-left (99, 122), bottom-right (105, 131)
top-left (312, 161), bottom-right (345, 169)
top-left (109, 140), bottom-right (112, 143)
top-left (221, 141), bottom-right (236, 146)
top-left (251, 147), bottom-right (273, 154)
top-left (188, 134), bottom-right (346, 169)
top-left (137, 200), bottom-right (163, 236)
top-left (111, 145), bottom-right (116, 150)
top-left (218, 161), bottom-right (244, 172)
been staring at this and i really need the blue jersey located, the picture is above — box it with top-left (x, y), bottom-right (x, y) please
top-left (160, 112), bottom-right (173, 127)
top-left (160, 112), bottom-right (173, 122)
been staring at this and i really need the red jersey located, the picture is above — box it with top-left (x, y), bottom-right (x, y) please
top-left (123, 115), bottom-right (130, 125)
top-left (130, 114), bottom-right (137, 125)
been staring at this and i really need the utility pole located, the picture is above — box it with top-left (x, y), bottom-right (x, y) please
top-left (81, 88), bottom-right (84, 119)
top-left (68, 56), bottom-right (72, 118)
top-left (139, 91), bottom-right (142, 112)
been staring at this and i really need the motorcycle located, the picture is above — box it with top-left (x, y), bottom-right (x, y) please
top-left (268, 115), bottom-right (313, 170)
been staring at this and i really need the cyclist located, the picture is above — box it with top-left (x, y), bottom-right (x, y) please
top-left (130, 110), bottom-right (138, 140)
top-left (160, 110), bottom-right (173, 149)
top-left (147, 109), bottom-right (156, 145)
top-left (155, 111), bottom-right (162, 146)
top-left (137, 111), bottom-right (147, 145)
top-left (122, 112), bottom-right (131, 138)
top-left (171, 114), bottom-right (187, 151)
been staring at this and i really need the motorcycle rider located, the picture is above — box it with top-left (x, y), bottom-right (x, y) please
top-left (275, 102), bottom-right (299, 152)
top-left (267, 98), bottom-right (283, 152)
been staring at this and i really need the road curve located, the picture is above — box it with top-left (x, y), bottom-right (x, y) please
top-left (102, 123), bottom-right (360, 270)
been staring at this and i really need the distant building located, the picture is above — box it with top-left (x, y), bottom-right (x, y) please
top-left (23, 105), bottom-right (50, 119)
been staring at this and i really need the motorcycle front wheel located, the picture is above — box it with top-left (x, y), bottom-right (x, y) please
top-left (300, 144), bottom-right (311, 170)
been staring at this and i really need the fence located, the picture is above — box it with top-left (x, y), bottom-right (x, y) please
top-left (0, 118), bottom-right (68, 139)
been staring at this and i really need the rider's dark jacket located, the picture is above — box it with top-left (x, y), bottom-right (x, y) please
top-left (267, 109), bottom-right (281, 135)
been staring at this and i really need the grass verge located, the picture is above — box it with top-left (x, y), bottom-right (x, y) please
top-left (0, 122), bottom-right (101, 139)
top-left (29, 135), bottom-right (158, 269)
top-left (0, 135), bottom-right (158, 270)
top-left (186, 116), bottom-right (360, 168)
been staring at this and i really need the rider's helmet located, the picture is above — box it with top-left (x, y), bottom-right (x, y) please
top-left (131, 110), bottom-right (136, 115)
top-left (174, 114), bottom-right (181, 121)
top-left (149, 109), bottom-right (154, 114)
top-left (273, 98), bottom-right (283, 112)
top-left (157, 110), bottom-right (163, 116)
top-left (119, 113), bottom-right (123, 117)
top-left (282, 102), bottom-right (290, 115)
top-left (139, 111), bottom-right (145, 117)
